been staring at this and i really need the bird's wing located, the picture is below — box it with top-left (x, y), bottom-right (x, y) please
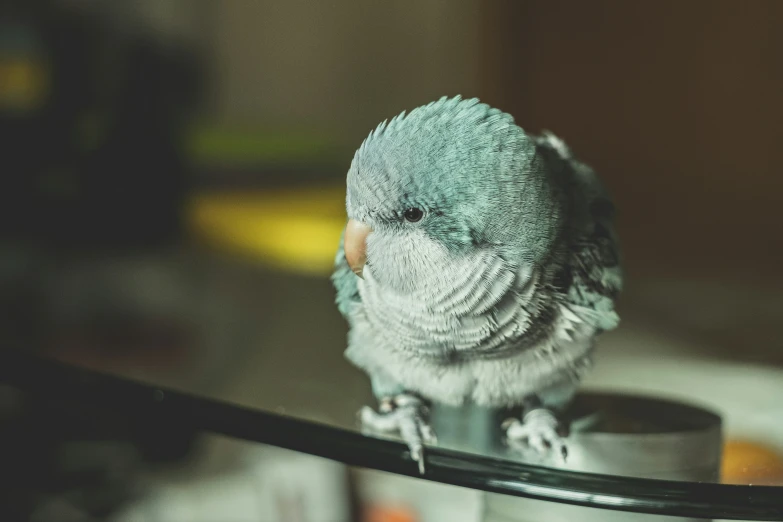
top-left (536, 133), bottom-right (623, 332)
top-left (331, 226), bottom-right (361, 320)
top-left (567, 198), bottom-right (623, 331)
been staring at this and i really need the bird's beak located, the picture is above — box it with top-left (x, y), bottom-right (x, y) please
top-left (344, 219), bottom-right (372, 278)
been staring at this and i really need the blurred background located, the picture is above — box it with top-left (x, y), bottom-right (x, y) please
top-left (1, 0), bottom-right (782, 521)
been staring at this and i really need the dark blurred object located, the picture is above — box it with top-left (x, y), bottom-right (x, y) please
top-left (36, 251), bottom-right (202, 380)
top-left (480, 0), bottom-right (783, 281)
top-left (0, 246), bottom-right (46, 349)
top-left (0, 0), bottom-right (202, 250)
top-left (0, 382), bottom-right (198, 522)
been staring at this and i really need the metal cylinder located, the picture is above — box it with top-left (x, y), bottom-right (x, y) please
top-left (430, 391), bottom-right (722, 522)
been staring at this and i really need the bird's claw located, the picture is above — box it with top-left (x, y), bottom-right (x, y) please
top-left (359, 393), bottom-right (436, 474)
top-left (503, 408), bottom-right (568, 463)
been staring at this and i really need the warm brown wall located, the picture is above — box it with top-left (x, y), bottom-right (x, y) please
top-left (95, 1), bottom-right (483, 153)
top-left (481, 0), bottom-right (783, 281)
top-left (208, 1), bottom-right (482, 149)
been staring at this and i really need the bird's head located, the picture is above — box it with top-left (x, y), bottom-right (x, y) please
top-left (343, 96), bottom-right (564, 294)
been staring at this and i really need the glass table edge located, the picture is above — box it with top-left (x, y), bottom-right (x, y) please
top-left (1, 350), bottom-right (780, 521)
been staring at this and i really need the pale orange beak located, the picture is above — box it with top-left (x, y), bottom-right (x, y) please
top-left (344, 219), bottom-right (372, 278)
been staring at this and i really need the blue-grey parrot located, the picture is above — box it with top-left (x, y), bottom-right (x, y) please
top-left (331, 96), bottom-right (622, 473)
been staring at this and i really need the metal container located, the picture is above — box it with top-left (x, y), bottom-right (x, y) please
top-left (430, 391), bottom-right (723, 522)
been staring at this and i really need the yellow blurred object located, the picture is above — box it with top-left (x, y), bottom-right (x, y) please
top-left (187, 186), bottom-right (347, 275)
top-left (0, 56), bottom-right (48, 112)
top-left (721, 439), bottom-right (783, 485)
top-left (363, 504), bottom-right (417, 522)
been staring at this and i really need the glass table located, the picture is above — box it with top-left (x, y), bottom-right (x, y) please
top-left (2, 244), bottom-right (782, 521)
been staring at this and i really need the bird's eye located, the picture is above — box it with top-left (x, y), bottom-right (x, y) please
top-left (403, 207), bottom-right (424, 223)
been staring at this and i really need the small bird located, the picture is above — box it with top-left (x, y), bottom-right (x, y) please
top-left (332, 96), bottom-right (622, 473)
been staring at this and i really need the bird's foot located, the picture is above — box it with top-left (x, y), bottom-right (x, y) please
top-left (503, 408), bottom-right (568, 464)
top-left (359, 393), bottom-right (437, 474)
